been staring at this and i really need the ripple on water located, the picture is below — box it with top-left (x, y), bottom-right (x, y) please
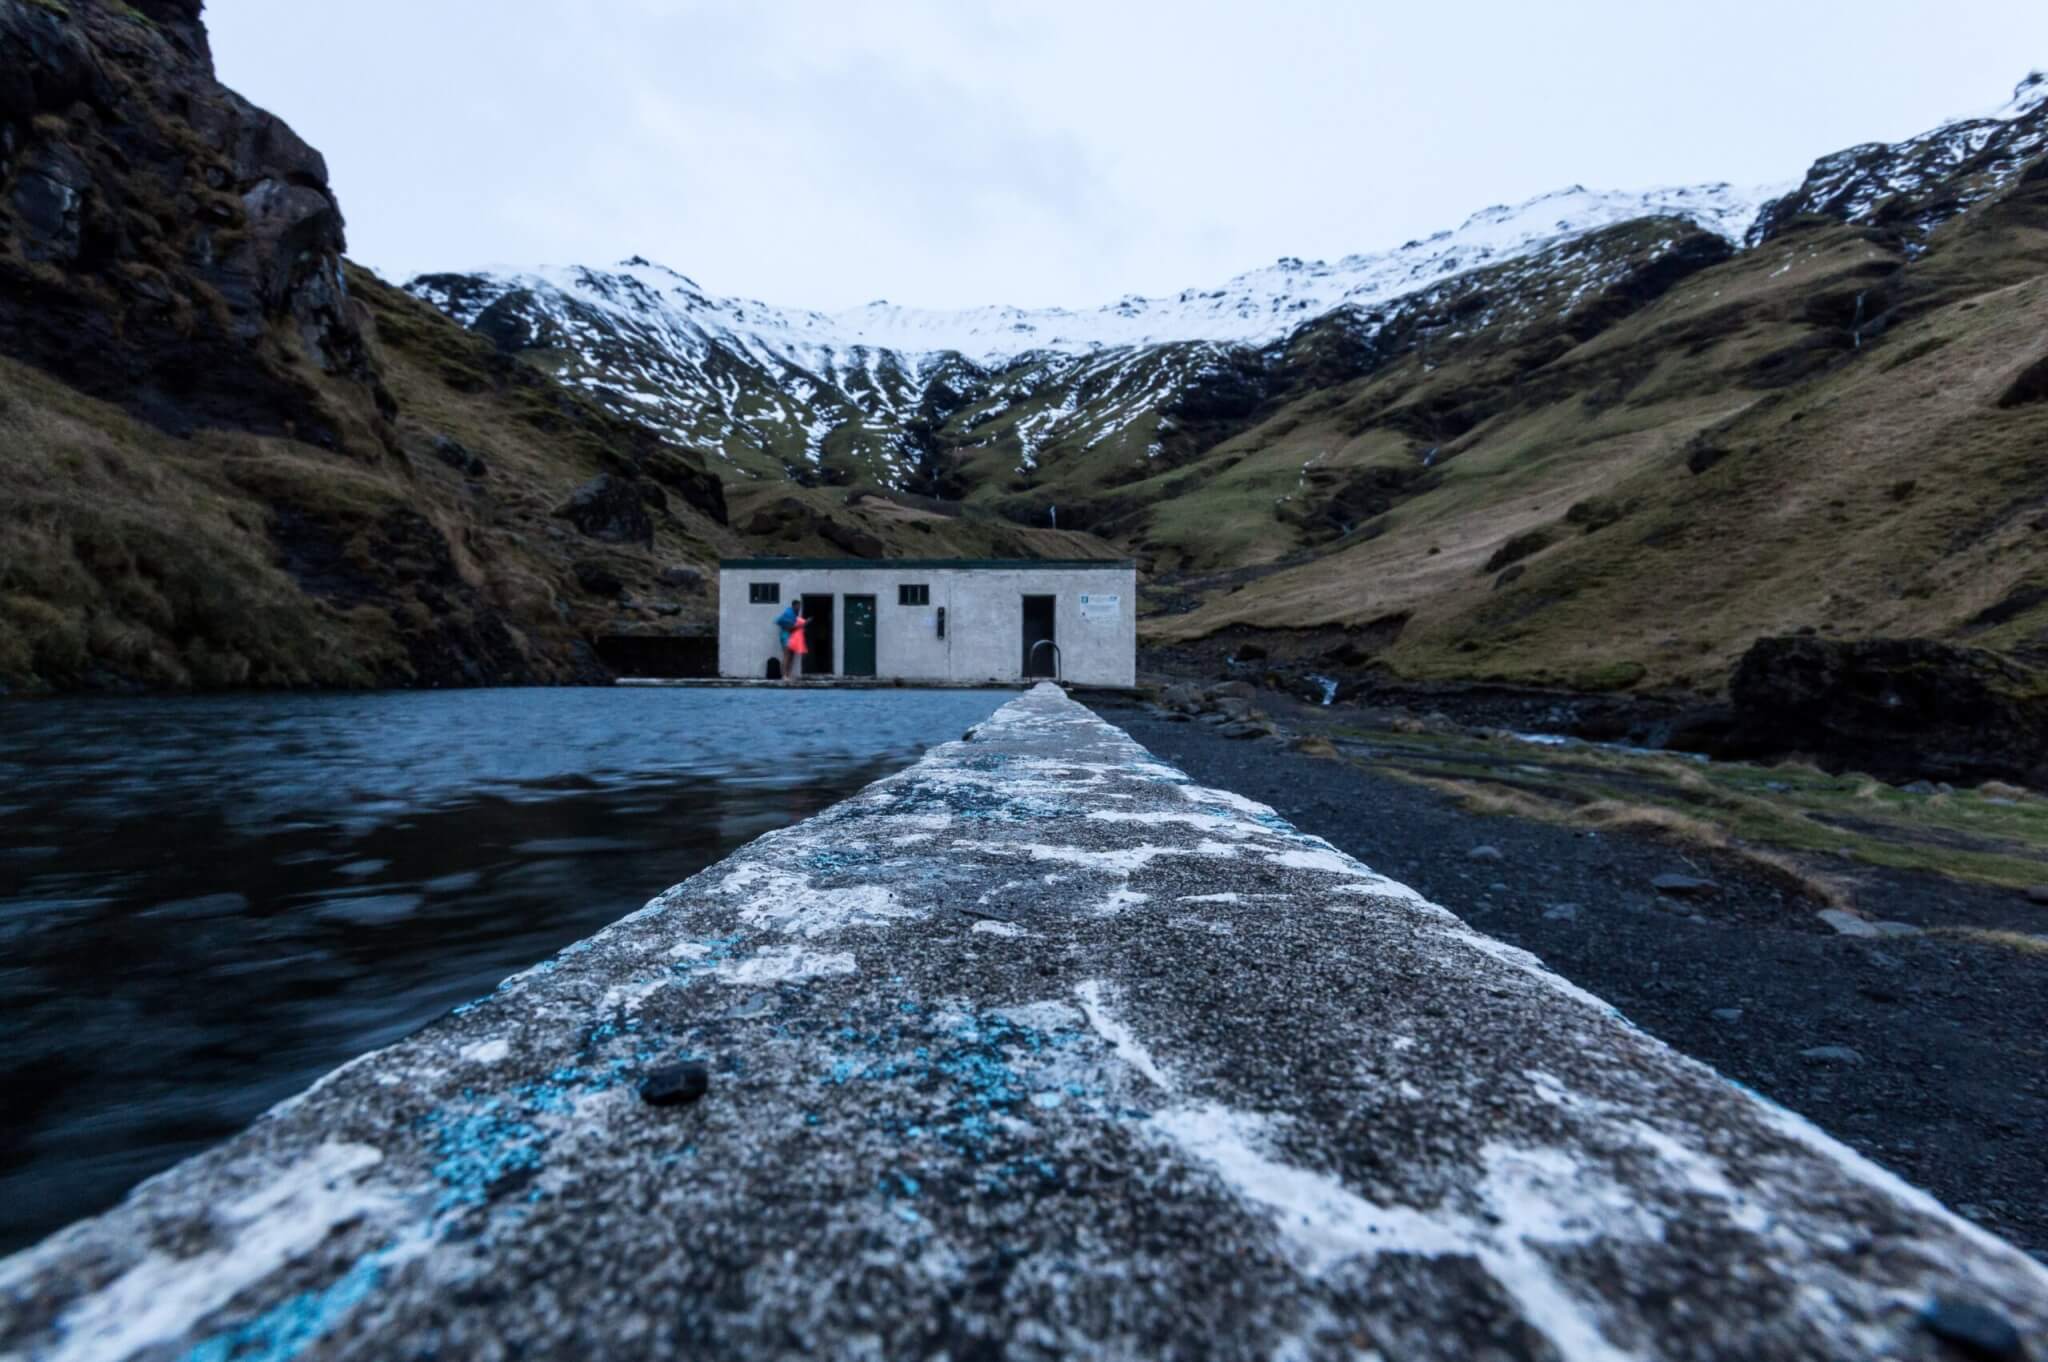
top-left (0, 685), bottom-right (1014, 1254)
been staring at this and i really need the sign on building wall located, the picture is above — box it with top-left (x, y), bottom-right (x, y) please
top-left (1078, 593), bottom-right (1120, 622)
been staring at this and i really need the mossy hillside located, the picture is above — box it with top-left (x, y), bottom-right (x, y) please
top-left (722, 480), bottom-right (1121, 563)
top-left (0, 263), bottom-right (756, 692)
top-left (0, 356), bottom-right (403, 689)
top-left (1149, 205), bottom-right (2048, 692)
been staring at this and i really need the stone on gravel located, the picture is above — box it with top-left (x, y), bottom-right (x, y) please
top-left (1800, 1045), bottom-right (1865, 1065)
top-left (1712, 1008), bottom-right (1744, 1023)
top-left (1215, 721), bottom-right (1268, 740)
top-left (1818, 909), bottom-right (1881, 938)
top-left (1468, 845), bottom-right (1504, 863)
top-left (640, 1060), bottom-right (710, 1107)
top-left (1543, 903), bottom-right (1580, 922)
top-left (2025, 885), bottom-right (2048, 906)
top-left (1920, 1296), bottom-right (2024, 1361)
top-left (1870, 921), bottom-right (1924, 939)
top-left (1652, 873), bottom-right (1718, 897)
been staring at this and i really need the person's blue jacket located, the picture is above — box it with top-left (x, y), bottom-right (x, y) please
top-left (775, 604), bottom-right (799, 644)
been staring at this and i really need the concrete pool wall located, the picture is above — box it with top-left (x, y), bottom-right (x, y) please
top-left (2, 685), bottom-right (2043, 1359)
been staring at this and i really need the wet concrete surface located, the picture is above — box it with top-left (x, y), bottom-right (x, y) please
top-left (1101, 699), bottom-right (2048, 1265)
top-left (3, 686), bottom-right (2044, 1360)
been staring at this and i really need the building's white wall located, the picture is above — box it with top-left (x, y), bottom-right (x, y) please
top-left (716, 564), bottom-right (1135, 686)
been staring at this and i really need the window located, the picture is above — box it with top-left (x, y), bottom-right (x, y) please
top-left (749, 582), bottom-right (780, 604)
top-left (898, 583), bottom-right (930, 606)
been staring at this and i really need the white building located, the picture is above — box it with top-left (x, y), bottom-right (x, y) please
top-left (716, 558), bottom-right (1136, 687)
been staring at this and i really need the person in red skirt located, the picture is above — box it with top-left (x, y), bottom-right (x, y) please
top-left (785, 607), bottom-right (809, 682)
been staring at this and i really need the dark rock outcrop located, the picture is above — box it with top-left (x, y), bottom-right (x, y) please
top-left (1749, 73), bottom-right (2048, 249)
top-left (1724, 636), bottom-right (2048, 786)
top-left (573, 560), bottom-right (625, 597)
top-left (555, 475), bottom-right (654, 546)
top-left (0, 0), bottom-right (391, 446)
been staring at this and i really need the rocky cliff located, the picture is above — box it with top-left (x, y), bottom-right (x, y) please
top-left (0, 0), bottom-right (386, 448)
top-left (0, 0), bottom-right (1102, 693)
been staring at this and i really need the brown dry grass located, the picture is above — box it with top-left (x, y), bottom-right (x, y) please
top-left (1934, 927), bottom-right (2048, 957)
top-left (1389, 771), bottom-right (1852, 908)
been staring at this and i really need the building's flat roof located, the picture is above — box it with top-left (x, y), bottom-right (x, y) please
top-left (718, 557), bottom-right (1134, 571)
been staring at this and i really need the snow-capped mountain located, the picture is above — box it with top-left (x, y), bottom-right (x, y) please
top-left (408, 73), bottom-right (2045, 495)
top-left (1750, 70), bottom-right (2048, 247)
top-left (415, 182), bottom-right (1778, 367)
top-left (407, 183), bottom-right (1777, 486)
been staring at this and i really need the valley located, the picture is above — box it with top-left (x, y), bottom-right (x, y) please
top-left (4, 0), bottom-right (2045, 723)
top-left (402, 73), bottom-right (2048, 714)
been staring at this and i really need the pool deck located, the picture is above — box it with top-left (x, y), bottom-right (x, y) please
top-left (2, 684), bottom-right (2043, 1359)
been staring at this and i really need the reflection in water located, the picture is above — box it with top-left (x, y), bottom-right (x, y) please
top-left (0, 686), bottom-right (1009, 1252)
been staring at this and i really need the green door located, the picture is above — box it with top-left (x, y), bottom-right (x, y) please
top-left (845, 595), bottom-right (877, 677)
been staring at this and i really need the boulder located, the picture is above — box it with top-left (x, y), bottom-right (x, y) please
top-left (554, 475), bottom-right (654, 546)
top-left (1818, 909), bottom-right (1880, 939)
top-left (573, 561), bottom-right (625, 598)
top-left (659, 565), bottom-right (705, 591)
top-left (637, 448), bottom-right (728, 524)
top-left (1724, 637), bottom-right (2048, 787)
top-left (819, 518), bottom-right (885, 559)
top-left (431, 435), bottom-right (488, 476)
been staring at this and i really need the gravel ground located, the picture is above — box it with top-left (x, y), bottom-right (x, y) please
top-left (1096, 698), bottom-right (2048, 1261)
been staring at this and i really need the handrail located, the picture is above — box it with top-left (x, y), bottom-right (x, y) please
top-left (1029, 638), bottom-right (1062, 681)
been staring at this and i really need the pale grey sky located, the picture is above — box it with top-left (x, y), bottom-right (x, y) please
top-left (206, 1), bottom-right (2047, 312)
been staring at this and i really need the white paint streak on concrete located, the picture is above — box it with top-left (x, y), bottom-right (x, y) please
top-left (715, 947), bottom-right (856, 986)
top-left (596, 973), bottom-right (678, 1015)
top-left (1089, 888), bottom-right (1151, 916)
top-left (459, 1038), bottom-right (511, 1065)
top-left (1154, 1104), bottom-right (1639, 1362)
top-left (721, 862), bottom-right (917, 937)
top-left (1625, 1122), bottom-right (1770, 1233)
top-left (41, 1143), bottom-right (391, 1362)
top-left (1085, 809), bottom-right (1251, 837)
top-left (970, 919), bottom-right (1032, 938)
top-left (1074, 980), bottom-right (1171, 1091)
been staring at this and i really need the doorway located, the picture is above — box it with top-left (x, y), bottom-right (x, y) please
top-left (844, 595), bottom-right (877, 677)
top-left (801, 594), bottom-right (835, 676)
top-left (1021, 595), bottom-right (1058, 678)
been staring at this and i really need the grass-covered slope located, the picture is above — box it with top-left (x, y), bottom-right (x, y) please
top-left (0, 263), bottom-right (1116, 692)
top-left (1148, 162), bottom-right (2048, 693)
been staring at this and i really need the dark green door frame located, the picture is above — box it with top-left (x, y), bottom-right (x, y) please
top-left (844, 595), bottom-right (877, 677)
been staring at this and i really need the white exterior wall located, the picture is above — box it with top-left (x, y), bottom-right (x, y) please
top-left (716, 562), bottom-right (1136, 687)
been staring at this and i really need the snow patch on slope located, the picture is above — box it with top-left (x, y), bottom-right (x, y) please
top-left (413, 182), bottom-right (1781, 370)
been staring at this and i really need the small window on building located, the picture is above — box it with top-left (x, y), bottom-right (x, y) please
top-left (749, 583), bottom-right (780, 604)
top-left (898, 584), bottom-right (930, 606)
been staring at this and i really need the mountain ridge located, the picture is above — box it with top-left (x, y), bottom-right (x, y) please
top-left (415, 180), bottom-right (1784, 366)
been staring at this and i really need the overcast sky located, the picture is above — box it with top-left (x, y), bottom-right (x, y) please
top-left (207, 1), bottom-right (2047, 313)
